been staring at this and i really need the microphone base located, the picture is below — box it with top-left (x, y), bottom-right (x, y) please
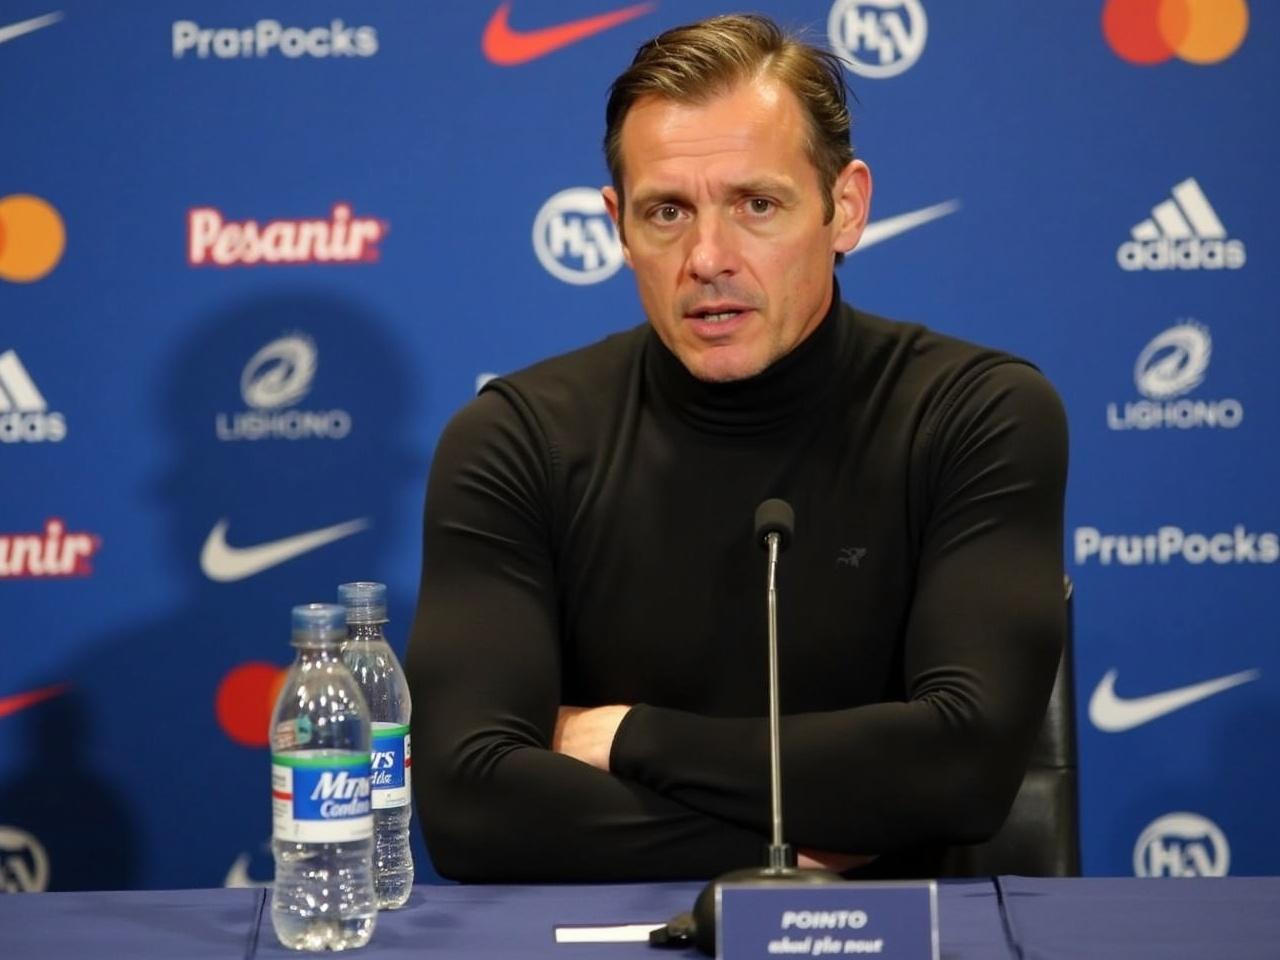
top-left (687, 865), bottom-right (843, 955)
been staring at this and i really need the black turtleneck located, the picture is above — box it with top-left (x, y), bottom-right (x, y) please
top-left (406, 287), bottom-right (1068, 882)
top-left (644, 284), bottom-right (845, 436)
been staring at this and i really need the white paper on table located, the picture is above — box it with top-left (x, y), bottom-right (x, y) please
top-left (553, 923), bottom-right (665, 943)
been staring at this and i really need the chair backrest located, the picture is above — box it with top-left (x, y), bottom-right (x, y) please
top-left (938, 576), bottom-right (1081, 876)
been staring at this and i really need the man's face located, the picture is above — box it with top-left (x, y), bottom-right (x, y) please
top-left (603, 78), bottom-right (870, 383)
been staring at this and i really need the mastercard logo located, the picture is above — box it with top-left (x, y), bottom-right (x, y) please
top-left (1103, 0), bottom-right (1248, 65)
top-left (0, 194), bottom-right (65, 283)
top-left (216, 662), bottom-right (288, 747)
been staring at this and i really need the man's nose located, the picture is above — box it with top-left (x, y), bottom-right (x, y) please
top-left (685, 215), bottom-right (738, 282)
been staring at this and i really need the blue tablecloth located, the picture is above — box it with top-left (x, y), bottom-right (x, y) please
top-left (251, 881), bottom-right (1011, 959)
top-left (3, 877), bottom-right (1278, 958)
top-left (0, 886), bottom-right (264, 959)
top-left (1, 880), bottom-right (1009, 959)
top-left (997, 876), bottom-right (1280, 960)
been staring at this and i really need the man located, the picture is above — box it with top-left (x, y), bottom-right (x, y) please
top-left (406, 14), bottom-right (1066, 881)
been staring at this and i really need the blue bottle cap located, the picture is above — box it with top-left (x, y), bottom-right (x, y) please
top-left (337, 581), bottom-right (388, 624)
top-left (290, 603), bottom-right (348, 646)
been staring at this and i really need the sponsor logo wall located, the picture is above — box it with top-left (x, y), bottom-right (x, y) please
top-left (1105, 321), bottom-right (1244, 431)
top-left (0, 519), bottom-right (99, 578)
top-left (0, 350), bottom-right (66, 443)
top-left (0, 826), bottom-right (49, 892)
top-left (1116, 178), bottom-right (1245, 272)
top-left (1134, 813), bottom-right (1231, 878)
top-left (0, 194), bottom-right (64, 283)
top-left (1, 0), bottom-right (1275, 889)
top-left (827, 0), bottom-right (928, 78)
top-left (532, 187), bottom-right (625, 285)
top-left (215, 334), bottom-right (353, 441)
top-left (171, 20), bottom-right (379, 60)
top-left (1102, 0), bottom-right (1248, 66)
top-left (187, 204), bottom-right (387, 268)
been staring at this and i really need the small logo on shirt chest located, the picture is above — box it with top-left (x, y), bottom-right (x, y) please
top-left (837, 547), bottom-right (868, 568)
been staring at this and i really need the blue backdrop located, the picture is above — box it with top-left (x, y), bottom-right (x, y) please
top-left (1, 0), bottom-right (1275, 891)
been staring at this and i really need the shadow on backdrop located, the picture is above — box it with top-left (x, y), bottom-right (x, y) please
top-left (36, 291), bottom-right (435, 889)
top-left (0, 691), bottom-right (138, 890)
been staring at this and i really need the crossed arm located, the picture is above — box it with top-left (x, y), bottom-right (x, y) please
top-left (552, 704), bottom-right (868, 871)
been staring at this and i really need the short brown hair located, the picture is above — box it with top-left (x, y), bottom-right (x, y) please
top-left (604, 14), bottom-right (854, 223)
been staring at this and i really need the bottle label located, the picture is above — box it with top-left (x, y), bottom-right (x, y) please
top-left (272, 752), bottom-right (373, 843)
top-left (370, 722), bottom-right (411, 810)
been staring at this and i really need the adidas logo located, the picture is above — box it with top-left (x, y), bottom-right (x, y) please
top-left (0, 350), bottom-right (66, 443)
top-left (1117, 178), bottom-right (1245, 272)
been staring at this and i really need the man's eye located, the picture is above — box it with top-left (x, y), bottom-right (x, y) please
top-left (746, 198), bottom-right (774, 215)
top-left (654, 205), bottom-right (682, 223)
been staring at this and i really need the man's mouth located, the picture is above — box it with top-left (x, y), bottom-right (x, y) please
top-left (687, 304), bottom-right (752, 325)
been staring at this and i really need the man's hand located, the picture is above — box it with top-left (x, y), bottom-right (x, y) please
top-left (797, 849), bottom-right (878, 873)
top-left (553, 704), bottom-right (631, 771)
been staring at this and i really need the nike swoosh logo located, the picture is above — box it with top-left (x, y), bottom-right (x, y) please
top-left (482, 1), bottom-right (655, 66)
top-left (0, 12), bottom-right (64, 46)
top-left (1089, 667), bottom-right (1260, 733)
top-left (855, 200), bottom-right (961, 252)
top-left (0, 683), bottom-right (69, 720)
top-left (201, 517), bottom-right (369, 583)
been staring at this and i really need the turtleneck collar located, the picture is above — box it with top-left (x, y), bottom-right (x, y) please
top-left (644, 277), bottom-right (850, 436)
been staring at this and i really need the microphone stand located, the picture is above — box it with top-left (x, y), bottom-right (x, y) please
top-left (652, 500), bottom-right (840, 955)
top-left (762, 526), bottom-right (793, 870)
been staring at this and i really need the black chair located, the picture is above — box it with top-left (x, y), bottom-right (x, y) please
top-left (937, 575), bottom-right (1081, 876)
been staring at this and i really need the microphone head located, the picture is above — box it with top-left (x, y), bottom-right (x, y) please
top-left (754, 498), bottom-right (794, 551)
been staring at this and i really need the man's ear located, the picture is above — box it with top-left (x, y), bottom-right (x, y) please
top-left (602, 185), bottom-right (632, 267)
top-left (831, 160), bottom-right (872, 255)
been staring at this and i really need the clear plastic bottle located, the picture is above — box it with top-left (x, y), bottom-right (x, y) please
top-left (270, 603), bottom-right (377, 951)
top-left (338, 582), bottom-right (414, 909)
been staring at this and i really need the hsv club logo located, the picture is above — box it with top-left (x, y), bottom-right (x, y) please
top-left (532, 187), bottom-right (624, 285)
top-left (0, 827), bottom-right (49, 892)
top-left (482, 2), bottom-right (655, 66)
top-left (1134, 812), bottom-right (1230, 877)
top-left (1103, 0), bottom-right (1248, 66)
top-left (187, 203), bottom-right (387, 267)
top-left (0, 194), bottom-right (65, 283)
top-left (0, 519), bottom-right (100, 578)
top-left (828, 0), bottom-right (927, 79)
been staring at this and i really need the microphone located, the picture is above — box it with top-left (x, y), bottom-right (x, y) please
top-left (650, 499), bottom-right (840, 955)
top-left (754, 497), bottom-right (794, 551)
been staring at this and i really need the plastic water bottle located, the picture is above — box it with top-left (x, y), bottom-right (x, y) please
top-left (339, 582), bottom-right (414, 909)
top-left (270, 603), bottom-right (377, 951)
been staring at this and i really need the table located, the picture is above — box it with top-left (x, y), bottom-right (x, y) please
top-left (995, 876), bottom-right (1280, 960)
top-left (2, 878), bottom-right (1278, 959)
top-left (0, 887), bottom-right (262, 959)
